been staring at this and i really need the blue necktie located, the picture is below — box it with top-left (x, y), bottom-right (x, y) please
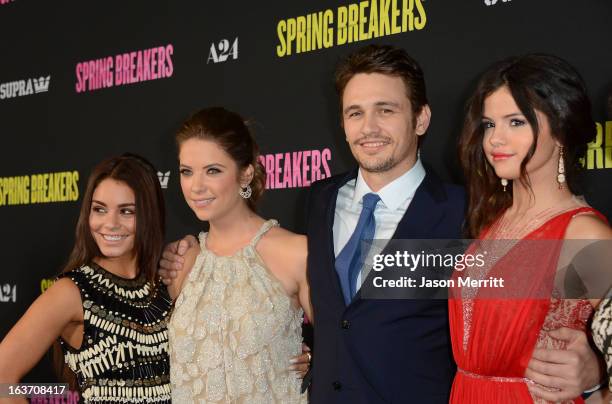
top-left (335, 193), bottom-right (380, 305)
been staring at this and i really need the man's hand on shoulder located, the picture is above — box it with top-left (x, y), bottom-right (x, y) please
top-left (159, 235), bottom-right (199, 300)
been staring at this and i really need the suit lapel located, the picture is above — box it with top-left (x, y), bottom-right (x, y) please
top-left (321, 170), bottom-right (358, 307)
top-left (390, 171), bottom-right (446, 240)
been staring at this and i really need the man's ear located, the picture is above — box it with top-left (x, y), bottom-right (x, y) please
top-left (415, 104), bottom-right (432, 136)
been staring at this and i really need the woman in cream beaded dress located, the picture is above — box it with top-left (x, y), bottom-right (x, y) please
top-left (166, 107), bottom-right (312, 403)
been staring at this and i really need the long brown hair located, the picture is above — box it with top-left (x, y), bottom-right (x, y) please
top-left (62, 153), bottom-right (165, 280)
top-left (54, 153), bottom-right (166, 388)
top-left (459, 54), bottom-right (596, 237)
top-left (176, 107), bottom-right (265, 211)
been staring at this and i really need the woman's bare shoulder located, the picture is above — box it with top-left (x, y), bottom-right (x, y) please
top-left (565, 212), bottom-right (612, 240)
top-left (259, 226), bottom-right (307, 261)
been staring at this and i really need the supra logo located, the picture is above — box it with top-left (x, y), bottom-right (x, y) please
top-left (0, 284), bottom-right (17, 303)
top-left (157, 171), bottom-right (170, 189)
top-left (207, 38), bottom-right (238, 64)
top-left (484, 0), bottom-right (511, 5)
top-left (0, 75), bottom-right (51, 100)
top-left (33, 76), bottom-right (51, 93)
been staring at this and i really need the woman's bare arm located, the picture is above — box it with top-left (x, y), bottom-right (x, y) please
top-left (0, 278), bottom-right (81, 401)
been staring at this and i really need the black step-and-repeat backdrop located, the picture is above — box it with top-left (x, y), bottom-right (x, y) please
top-left (1, 0), bottom-right (611, 385)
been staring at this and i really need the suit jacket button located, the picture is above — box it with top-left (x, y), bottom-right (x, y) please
top-left (341, 320), bottom-right (350, 329)
top-left (332, 381), bottom-right (342, 391)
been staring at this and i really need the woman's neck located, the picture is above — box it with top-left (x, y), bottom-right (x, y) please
top-left (207, 203), bottom-right (263, 254)
top-left (93, 254), bottom-right (138, 279)
top-left (509, 173), bottom-right (574, 216)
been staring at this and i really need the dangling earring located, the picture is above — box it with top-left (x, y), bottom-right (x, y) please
top-left (557, 146), bottom-right (565, 189)
top-left (501, 178), bottom-right (508, 192)
top-left (239, 184), bottom-right (252, 199)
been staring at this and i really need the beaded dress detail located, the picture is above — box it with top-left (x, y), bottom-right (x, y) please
top-left (592, 294), bottom-right (612, 393)
top-left (169, 219), bottom-right (306, 403)
top-left (58, 263), bottom-right (173, 403)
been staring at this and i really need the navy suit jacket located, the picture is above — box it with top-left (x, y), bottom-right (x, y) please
top-left (306, 168), bottom-right (465, 404)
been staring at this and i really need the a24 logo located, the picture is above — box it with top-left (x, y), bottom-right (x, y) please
top-left (208, 38), bottom-right (239, 64)
top-left (0, 284), bottom-right (17, 303)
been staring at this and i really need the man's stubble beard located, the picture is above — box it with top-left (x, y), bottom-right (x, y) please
top-left (357, 155), bottom-right (398, 173)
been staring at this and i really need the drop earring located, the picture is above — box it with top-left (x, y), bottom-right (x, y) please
top-left (501, 178), bottom-right (508, 192)
top-left (239, 184), bottom-right (252, 199)
top-left (557, 146), bottom-right (565, 189)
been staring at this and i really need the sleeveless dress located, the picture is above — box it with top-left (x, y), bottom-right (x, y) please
top-left (592, 294), bottom-right (612, 393)
top-left (58, 262), bottom-right (173, 403)
top-left (448, 207), bottom-right (606, 404)
top-left (168, 219), bottom-right (307, 403)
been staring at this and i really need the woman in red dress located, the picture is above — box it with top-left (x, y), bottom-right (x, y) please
top-left (450, 54), bottom-right (612, 403)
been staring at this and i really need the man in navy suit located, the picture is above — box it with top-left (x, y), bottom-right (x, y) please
top-left (159, 44), bottom-right (606, 403)
top-left (304, 44), bottom-right (461, 403)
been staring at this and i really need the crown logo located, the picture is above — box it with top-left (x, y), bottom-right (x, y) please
top-left (157, 171), bottom-right (170, 189)
top-left (33, 76), bottom-right (51, 93)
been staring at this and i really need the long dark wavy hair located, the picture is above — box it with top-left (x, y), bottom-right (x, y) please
top-left (54, 153), bottom-right (166, 389)
top-left (459, 54), bottom-right (596, 237)
top-left (61, 153), bottom-right (165, 280)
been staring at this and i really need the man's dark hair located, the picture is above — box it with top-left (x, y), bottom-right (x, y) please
top-left (335, 44), bottom-right (428, 121)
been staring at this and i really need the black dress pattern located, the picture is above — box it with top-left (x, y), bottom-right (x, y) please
top-left (592, 297), bottom-right (612, 393)
top-left (58, 263), bottom-right (173, 403)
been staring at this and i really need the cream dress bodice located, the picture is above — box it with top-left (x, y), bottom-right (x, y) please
top-left (169, 220), bottom-right (307, 403)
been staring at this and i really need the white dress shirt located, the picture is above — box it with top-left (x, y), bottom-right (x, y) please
top-left (333, 158), bottom-right (426, 290)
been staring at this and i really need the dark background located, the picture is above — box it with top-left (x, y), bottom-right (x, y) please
top-left (1, 0), bottom-right (610, 383)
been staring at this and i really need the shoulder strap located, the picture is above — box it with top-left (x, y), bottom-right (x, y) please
top-left (198, 231), bottom-right (208, 250)
top-left (568, 206), bottom-right (609, 224)
top-left (55, 266), bottom-right (87, 291)
top-left (536, 206), bottom-right (609, 240)
top-left (249, 219), bottom-right (279, 246)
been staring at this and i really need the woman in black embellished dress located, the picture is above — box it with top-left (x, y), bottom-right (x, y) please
top-left (0, 154), bottom-right (173, 403)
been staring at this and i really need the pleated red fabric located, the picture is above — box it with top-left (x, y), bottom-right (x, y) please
top-left (449, 207), bottom-right (606, 404)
